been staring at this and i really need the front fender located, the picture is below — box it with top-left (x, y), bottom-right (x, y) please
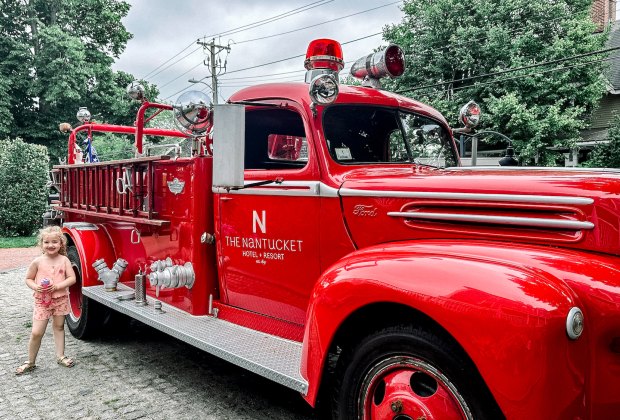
top-left (63, 223), bottom-right (117, 287)
top-left (302, 240), bottom-right (587, 418)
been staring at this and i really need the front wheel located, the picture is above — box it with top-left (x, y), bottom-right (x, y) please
top-left (66, 245), bottom-right (104, 339)
top-left (332, 325), bottom-right (502, 420)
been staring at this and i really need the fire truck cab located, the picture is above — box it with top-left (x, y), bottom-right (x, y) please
top-left (52, 39), bottom-right (620, 419)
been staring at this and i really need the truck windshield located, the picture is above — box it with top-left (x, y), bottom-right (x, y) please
top-left (323, 105), bottom-right (456, 168)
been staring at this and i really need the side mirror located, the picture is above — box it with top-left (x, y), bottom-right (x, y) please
top-left (212, 104), bottom-right (245, 189)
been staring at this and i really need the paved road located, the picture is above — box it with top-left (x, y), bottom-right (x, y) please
top-left (0, 247), bottom-right (40, 271)
top-left (0, 267), bottom-right (317, 420)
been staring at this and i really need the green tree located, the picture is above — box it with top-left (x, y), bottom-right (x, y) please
top-left (0, 138), bottom-right (49, 236)
top-left (0, 0), bottom-right (158, 164)
top-left (383, 0), bottom-right (608, 165)
top-left (583, 115), bottom-right (620, 167)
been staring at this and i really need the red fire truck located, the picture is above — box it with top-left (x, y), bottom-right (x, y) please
top-left (51, 39), bottom-right (620, 419)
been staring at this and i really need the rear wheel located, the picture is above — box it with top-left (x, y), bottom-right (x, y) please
top-left (66, 245), bottom-right (104, 339)
top-left (332, 325), bottom-right (502, 420)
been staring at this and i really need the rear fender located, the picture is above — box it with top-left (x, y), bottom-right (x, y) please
top-left (302, 241), bottom-right (587, 418)
top-left (63, 223), bottom-right (117, 287)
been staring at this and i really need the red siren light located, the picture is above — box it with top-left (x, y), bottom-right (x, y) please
top-left (384, 45), bottom-right (405, 77)
top-left (304, 39), bottom-right (344, 72)
top-left (350, 44), bottom-right (406, 88)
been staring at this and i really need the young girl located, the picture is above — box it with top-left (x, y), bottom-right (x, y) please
top-left (15, 226), bottom-right (77, 374)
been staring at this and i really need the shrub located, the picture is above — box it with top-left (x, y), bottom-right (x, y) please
top-left (583, 115), bottom-right (620, 168)
top-left (0, 138), bottom-right (49, 236)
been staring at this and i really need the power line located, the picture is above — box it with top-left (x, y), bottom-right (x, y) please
top-left (220, 69), bottom-right (306, 81)
top-left (212, 0), bottom-right (333, 38)
top-left (222, 73), bottom-right (304, 83)
top-left (238, 52), bottom-right (620, 93)
top-left (397, 46), bottom-right (620, 94)
top-left (146, 46), bottom-right (203, 81)
top-left (220, 75), bottom-right (300, 86)
top-left (220, 60), bottom-right (356, 83)
top-left (164, 32), bottom-right (385, 101)
top-left (142, 42), bottom-right (197, 79)
top-left (141, 0), bottom-right (332, 79)
top-left (225, 32), bottom-right (382, 76)
top-left (177, 51), bottom-right (619, 101)
top-left (234, 1), bottom-right (401, 45)
top-left (158, 61), bottom-right (204, 90)
top-left (447, 53), bottom-right (619, 94)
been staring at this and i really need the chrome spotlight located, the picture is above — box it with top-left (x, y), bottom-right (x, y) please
top-left (173, 91), bottom-right (211, 135)
top-left (126, 81), bottom-right (146, 101)
top-left (76, 107), bottom-right (91, 123)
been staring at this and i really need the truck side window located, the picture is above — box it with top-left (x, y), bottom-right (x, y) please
top-left (399, 113), bottom-right (456, 167)
top-left (244, 108), bottom-right (307, 170)
top-left (323, 105), bottom-right (456, 168)
top-left (324, 106), bottom-right (400, 163)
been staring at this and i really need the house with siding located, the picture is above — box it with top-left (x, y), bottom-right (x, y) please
top-left (573, 0), bottom-right (618, 165)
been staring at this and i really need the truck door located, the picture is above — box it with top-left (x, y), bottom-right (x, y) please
top-left (216, 105), bottom-right (320, 325)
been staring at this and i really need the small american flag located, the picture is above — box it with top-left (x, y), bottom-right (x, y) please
top-left (83, 135), bottom-right (99, 163)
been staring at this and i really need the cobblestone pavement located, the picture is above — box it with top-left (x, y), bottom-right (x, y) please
top-left (0, 267), bottom-right (316, 420)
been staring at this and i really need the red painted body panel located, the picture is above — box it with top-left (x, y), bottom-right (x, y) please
top-left (302, 240), bottom-right (620, 418)
top-left (62, 225), bottom-right (117, 287)
top-left (339, 166), bottom-right (620, 255)
top-left (212, 302), bottom-right (305, 342)
top-left (214, 99), bottom-right (323, 323)
top-left (218, 191), bottom-right (320, 324)
top-left (121, 157), bottom-right (215, 315)
top-left (63, 157), bottom-right (216, 315)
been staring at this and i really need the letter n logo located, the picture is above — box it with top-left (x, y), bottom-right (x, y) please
top-left (253, 210), bottom-right (266, 234)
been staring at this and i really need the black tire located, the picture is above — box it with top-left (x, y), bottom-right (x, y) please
top-left (331, 325), bottom-right (503, 420)
top-left (66, 245), bottom-right (105, 339)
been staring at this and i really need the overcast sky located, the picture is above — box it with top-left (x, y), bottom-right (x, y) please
top-left (112, 0), bottom-right (405, 103)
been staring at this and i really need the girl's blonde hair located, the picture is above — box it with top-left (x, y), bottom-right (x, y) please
top-left (37, 226), bottom-right (67, 256)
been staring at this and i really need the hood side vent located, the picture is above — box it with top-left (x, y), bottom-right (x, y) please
top-left (388, 200), bottom-right (593, 244)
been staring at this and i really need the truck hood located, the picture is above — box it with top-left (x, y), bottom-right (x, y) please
top-left (339, 166), bottom-right (620, 256)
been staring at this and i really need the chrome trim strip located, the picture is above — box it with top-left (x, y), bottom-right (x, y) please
top-left (213, 181), bottom-right (339, 197)
top-left (448, 166), bottom-right (620, 173)
top-left (340, 188), bottom-right (593, 205)
top-left (62, 222), bottom-right (99, 231)
top-left (319, 183), bottom-right (340, 197)
top-left (388, 211), bottom-right (595, 230)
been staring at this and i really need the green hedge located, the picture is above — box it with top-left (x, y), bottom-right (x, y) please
top-left (0, 138), bottom-right (49, 236)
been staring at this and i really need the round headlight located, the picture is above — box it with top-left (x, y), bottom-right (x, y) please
top-left (309, 73), bottom-right (339, 105)
top-left (173, 91), bottom-right (211, 135)
top-left (566, 307), bottom-right (584, 340)
top-left (76, 107), bottom-right (91, 123)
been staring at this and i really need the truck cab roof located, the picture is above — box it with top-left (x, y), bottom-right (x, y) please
top-left (228, 82), bottom-right (449, 127)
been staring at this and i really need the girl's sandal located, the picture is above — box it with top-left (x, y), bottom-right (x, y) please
top-left (15, 361), bottom-right (36, 375)
top-left (57, 356), bottom-right (75, 368)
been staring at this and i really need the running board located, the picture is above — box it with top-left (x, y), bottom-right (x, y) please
top-left (83, 285), bottom-right (308, 394)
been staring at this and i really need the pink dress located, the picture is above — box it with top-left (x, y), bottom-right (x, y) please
top-left (33, 256), bottom-right (71, 320)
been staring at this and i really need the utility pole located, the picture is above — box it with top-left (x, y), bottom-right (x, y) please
top-left (196, 38), bottom-right (230, 104)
